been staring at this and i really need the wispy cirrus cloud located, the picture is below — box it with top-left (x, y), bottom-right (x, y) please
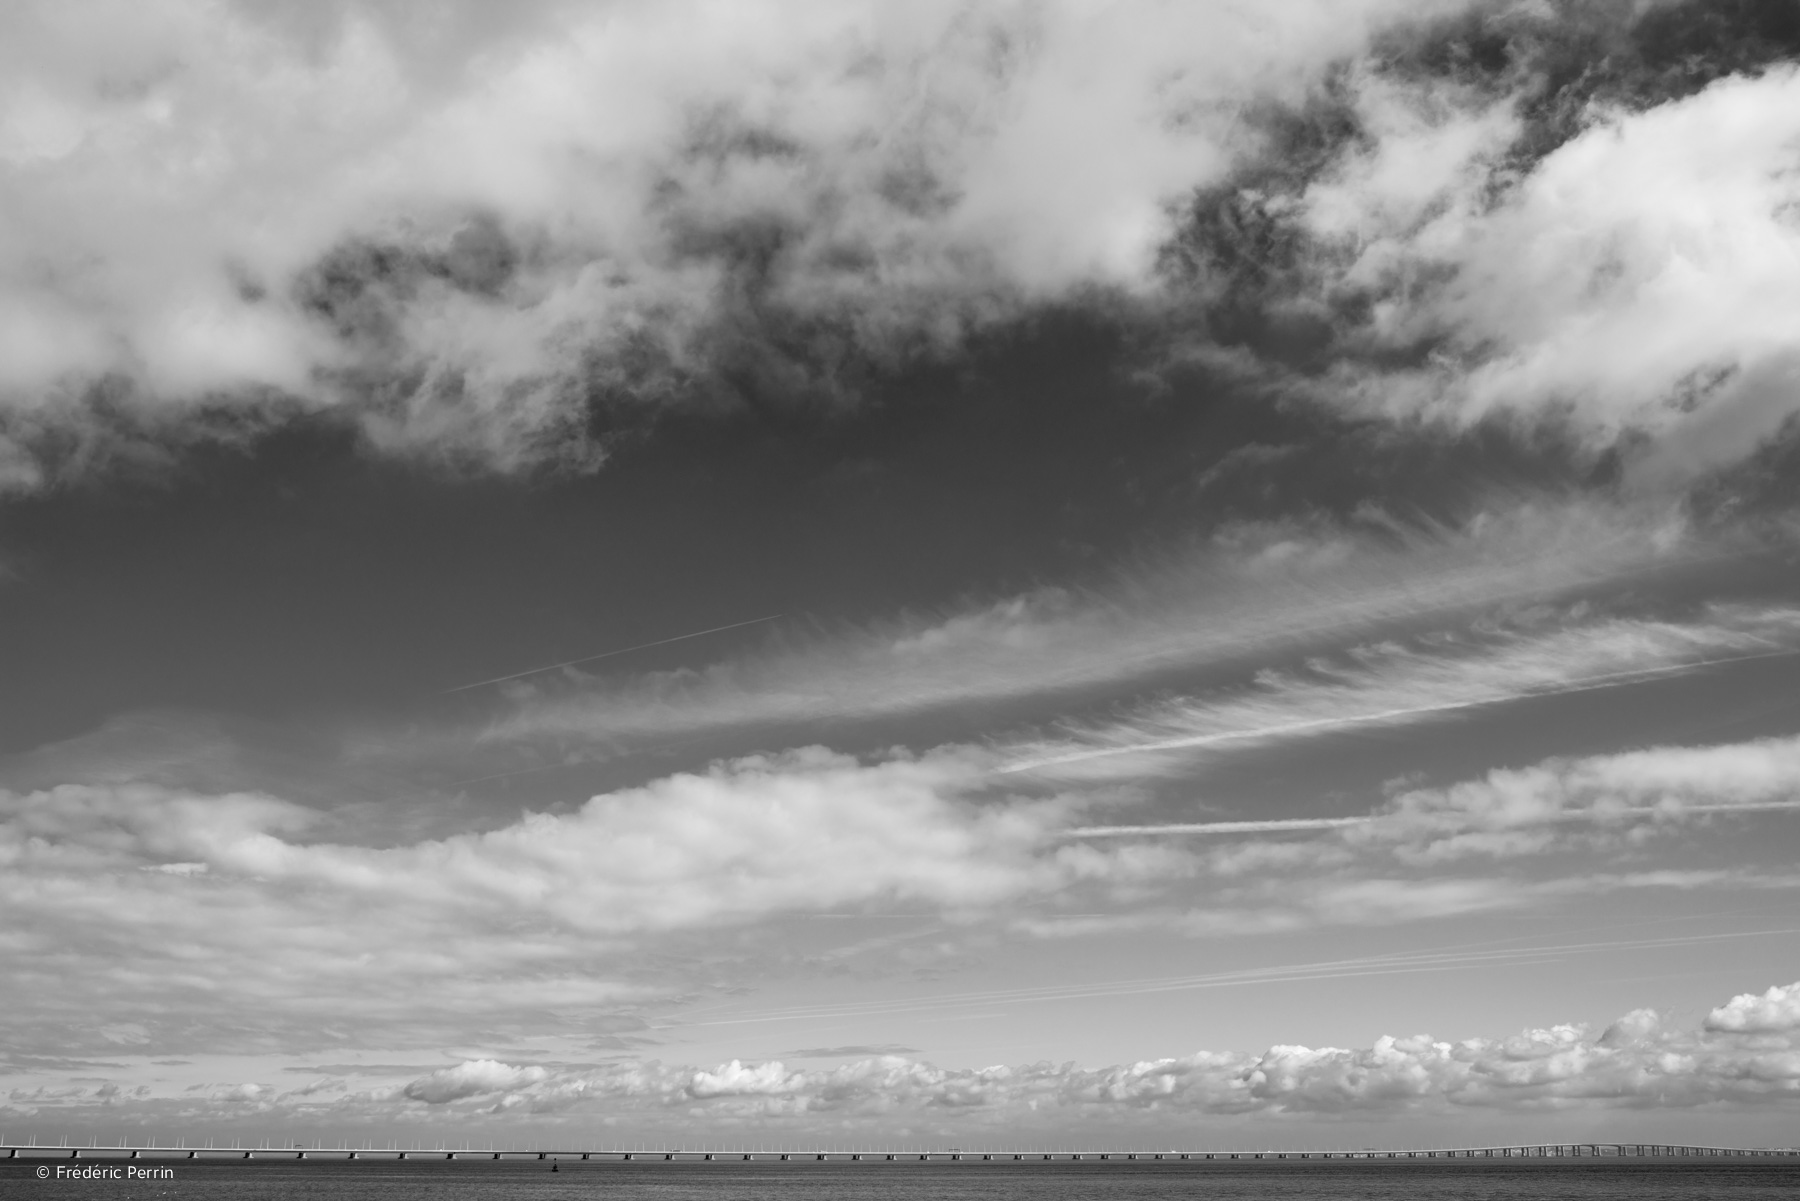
top-left (458, 501), bottom-right (1696, 761)
top-left (1000, 602), bottom-right (1800, 781)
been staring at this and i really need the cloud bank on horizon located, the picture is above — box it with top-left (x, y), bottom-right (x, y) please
top-left (10, 979), bottom-right (1800, 1136)
top-left (8, 0), bottom-right (1800, 1147)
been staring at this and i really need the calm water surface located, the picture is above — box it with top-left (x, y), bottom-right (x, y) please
top-left (3, 1158), bottom-right (1798, 1200)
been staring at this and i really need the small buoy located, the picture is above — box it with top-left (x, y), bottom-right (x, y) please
top-left (551, 1163), bottom-right (559, 1172)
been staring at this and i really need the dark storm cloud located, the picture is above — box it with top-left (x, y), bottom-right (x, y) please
top-left (1152, 0), bottom-right (1800, 487)
top-left (5, 0), bottom-right (1800, 509)
top-left (0, 0), bottom-right (1455, 488)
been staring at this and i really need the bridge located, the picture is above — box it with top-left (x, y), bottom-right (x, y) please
top-left (4, 1140), bottom-right (1798, 1163)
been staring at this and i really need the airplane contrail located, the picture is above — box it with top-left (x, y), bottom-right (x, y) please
top-left (1059, 800), bottom-right (1800, 840)
top-left (665, 926), bottom-right (1800, 1028)
top-left (1064, 817), bottom-right (1371, 837)
top-left (444, 615), bottom-right (783, 693)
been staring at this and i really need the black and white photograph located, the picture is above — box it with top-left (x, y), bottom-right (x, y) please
top-left (3, 1), bottom-right (1800, 1197)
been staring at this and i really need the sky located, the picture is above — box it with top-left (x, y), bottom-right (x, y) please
top-left (5, 0), bottom-right (1800, 1153)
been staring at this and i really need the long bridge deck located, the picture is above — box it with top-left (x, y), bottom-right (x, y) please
top-left (5, 1141), bottom-right (1798, 1163)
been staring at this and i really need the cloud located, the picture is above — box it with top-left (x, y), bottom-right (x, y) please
top-left (463, 500), bottom-right (1690, 755)
top-left (403, 1059), bottom-right (549, 1104)
top-left (13, 967), bottom-right (1800, 1129)
top-left (1143, 3), bottom-right (1800, 487)
top-left (0, 748), bottom-right (1075, 935)
top-left (1047, 729), bottom-right (1800, 933)
top-left (370, 979), bottom-right (1800, 1119)
top-left (1001, 601), bottom-right (1800, 780)
top-left (8, 1), bottom-right (1800, 492)
top-left (1707, 982), bottom-right (1800, 1034)
top-left (9, 721), bottom-right (1800, 1065)
top-left (0, 745), bottom-right (1191, 1058)
top-left (0, 0), bottom-right (1461, 486)
top-left (1358, 733), bottom-right (1800, 864)
top-left (1384, 66), bottom-right (1800, 480)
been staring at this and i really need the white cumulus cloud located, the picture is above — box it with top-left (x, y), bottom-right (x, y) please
top-left (1707, 982), bottom-right (1800, 1034)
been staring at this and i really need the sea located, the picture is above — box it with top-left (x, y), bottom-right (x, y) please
top-left (2, 1158), bottom-right (1797, 1200)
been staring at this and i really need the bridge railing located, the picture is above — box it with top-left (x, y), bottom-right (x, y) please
top-left (3, 1141), bottom-right (1798, 1163)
